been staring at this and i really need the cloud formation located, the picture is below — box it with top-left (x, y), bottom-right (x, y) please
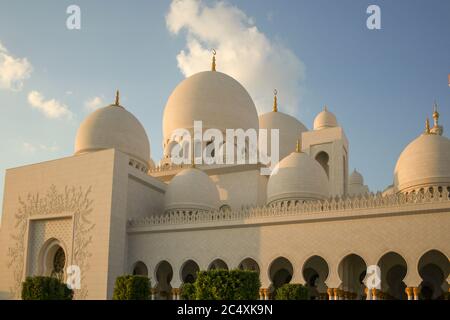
top-left (0, 41), bottom-right (32, 91)
top-left (84, 96), bottom-right (104, 111)
top-left (166, 0), bottom-right (304, 115)
top-left (27, 90), bottom-right (73, 119)
top-left (22, 142), bottom-right (59, 153)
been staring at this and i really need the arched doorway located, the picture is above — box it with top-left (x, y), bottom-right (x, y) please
top-left (208, 259), bottom-right (228, 271)
top-left (180, 260), bottom-right (200, 284)
top-left (377, 252), bottom-right (407, 300)
top-left (39, 238), bottom-right (66, 281)
top-left (269, 257), bottom-right (293, 298)
top-left (132, 261), bottom-right (148, 276)
top-left (418, 250), bottom-right (449, 300)
top-left (302, 255), bottom-right (329, 300)
top-left (155, 260), bottom-right (173, 300)
top-left (238, 258), bottom-right (260, 274)
top-left (338, 254), bottom-right (367, 299)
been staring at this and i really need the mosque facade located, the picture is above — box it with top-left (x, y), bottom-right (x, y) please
top-left (0, 60), bottom-right (449, 300)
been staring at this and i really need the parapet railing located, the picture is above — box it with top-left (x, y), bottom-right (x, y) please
top-left (128, 188), bottom-right (450, 228)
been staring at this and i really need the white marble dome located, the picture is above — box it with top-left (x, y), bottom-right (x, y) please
top-left (267, 151), bottom-right (329, 204)
top-left (349, 169), bottom-right (364, 186)
top-left (259, 111), bottom-right (308, 161)
top-left (75, 102), bottom-right (150, 166)
top-left (394, 133), bottom-right (450, 193)
top-left (313, 107), bottom-right (338, 130)
top-left (164, 167), bottom-right (220, 212)
top-left (162, 71), bottom-right (259, 144)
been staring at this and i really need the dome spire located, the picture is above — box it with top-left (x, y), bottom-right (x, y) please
top-left (324, 105), bottom-right (328, 112)
top-left (273, 89), bottom-right (278, 112)
top-left (114, 90), bottom-right (120, 106)
top-left (425, 117), bottom-right (431, 134)
top-left (433, 101), bottom-right (439, 124)
top-left (431, 101), bottom-right (443, 135)
top-left (211, 49), bottom-right (216, 71)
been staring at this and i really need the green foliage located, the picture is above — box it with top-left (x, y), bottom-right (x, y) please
top-left (180, 282), bottom-right (196, 300)
top-left (21, 276), bottom-right (73, 300)
top-left (113, 275), bottom-right (151, 300)
top-left (275, 283), bottom-right (309, 300)
top-left (194, 269), bottom-right (260, 300)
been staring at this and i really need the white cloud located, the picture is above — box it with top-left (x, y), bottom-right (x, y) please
top-left (84, 96), bottom-right (104, 111)
top-left (166, 0), bottom-right (305, 115)
top-left (22, 142), bottom-right (37, 153)
top-left (27, 90), bottom-right (73, 119)
top-left (0, 41), bottom-right (33, 91)
top-left (22, 142), bottom-right (58, 153)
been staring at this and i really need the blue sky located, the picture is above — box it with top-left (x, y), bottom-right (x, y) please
top-left (0, 0), bottom-right (449, 210)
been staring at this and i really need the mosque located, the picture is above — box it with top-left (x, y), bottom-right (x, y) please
top-left (0, 56), bottom-right (448, 300)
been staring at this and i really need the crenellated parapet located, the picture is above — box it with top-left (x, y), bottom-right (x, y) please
top-left (128, 186), bottom-right (450, 229)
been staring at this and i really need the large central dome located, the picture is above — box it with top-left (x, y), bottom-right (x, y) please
top-left (162, 71), bottom-right (259, 144)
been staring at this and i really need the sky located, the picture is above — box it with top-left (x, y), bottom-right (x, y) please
top-left (0, 0), bottom-right (449, 211)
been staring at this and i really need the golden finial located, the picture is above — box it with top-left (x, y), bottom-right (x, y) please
top-left (432, 100), bottom-right (439, 124)
top-left (114, 90), bottom-right (120, 106)
top-left (324, 105), bottom-right (328, 112)
top-left (296, 139), bottom-right (301, 153)
top-left (211, 49), bottom-right (216, 71)
top-left (273, 89), bottom-right (278, 112)
top-left (425, 117), bottom-right (430, 134)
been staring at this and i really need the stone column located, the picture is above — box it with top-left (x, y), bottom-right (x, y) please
top-left (260, 288), bottom-right (270, 300)
top-left (172, 288), bottom-right (180, 300)
top-left (333, 288), bottom-right (340, 300)
top-left (364, 287), bottom-right (371, 300)
top-left (371, 288), bottom-right (378, 301)
top-left (327, 288), bottom-right (334, 300)
top-left (151, 288), bottom-right (158, 300)
top-left (413, 287), bottom-right (420, 300)
top-left (405, 287), bottom-right (413, 300)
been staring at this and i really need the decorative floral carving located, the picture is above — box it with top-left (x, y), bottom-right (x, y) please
top-left (7, 185), bottom-right (95, 299)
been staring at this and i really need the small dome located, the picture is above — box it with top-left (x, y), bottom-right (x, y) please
top-left (349, 169), bottom-right (364, 185)
top-left (164, 168), bottom-right (220, 212)
top-left (267, 151), bottom-right (329, 204)
top-left (75, 99), bottom-right (150, 166)
top-left (394, 133), bottom-right (450, 193)
top-left (259, 111), bottom-right (308, 161)
top-left (313, 107), bottom-right (338, 130)
top-left (163, 71), bottom-right (259, 144)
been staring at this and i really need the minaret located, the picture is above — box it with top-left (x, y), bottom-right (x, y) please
top-left (430, 101), bottom-right (443, 135)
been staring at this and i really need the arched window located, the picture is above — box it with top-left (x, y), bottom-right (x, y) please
top-left (132, 261), bottom-right (148, 276)
top-left (315, 151), bottom-right (329, 178)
